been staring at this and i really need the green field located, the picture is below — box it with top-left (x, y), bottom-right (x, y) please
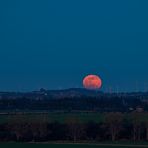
top-left (0, 143), bottom-right (148, 148)
top-left (0, 112), bottom-right (148, 124)
top-left (0, 112), bottom-right (105, 123)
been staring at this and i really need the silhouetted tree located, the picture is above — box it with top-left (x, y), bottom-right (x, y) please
top-left (130, 112), bottom-right (144, 141)
top-left (104, 112), bottom-right (123, 141)
top-left (66, 117), bottom-right (85, 142)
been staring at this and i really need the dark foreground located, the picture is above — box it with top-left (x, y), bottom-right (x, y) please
top-left (1, 112), bottom-right (148, 142)
top-left (0, 143), bottom-right (148, 148)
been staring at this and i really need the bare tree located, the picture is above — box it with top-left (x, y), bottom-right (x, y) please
top-left (140, 112), bottom-right (148, 141)
top-left (6, 115), bottom-right (29, 141)
top-left (66, 117), bottom-right (85, 142)
top-left (104, 112), bottom-right (123, 141)
top-left (6, 114), bottom-right (50, 141)
top-left (145, 121), bottom-right (148, 141)
top-left (29, 114), bottom-right (49, 141)
top-left (130, 112), bottom-right (144, 141)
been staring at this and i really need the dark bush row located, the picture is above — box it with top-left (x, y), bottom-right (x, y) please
top-left (0, 112), bottom-right (148, 142)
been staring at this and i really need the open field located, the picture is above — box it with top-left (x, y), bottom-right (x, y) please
top-left (0, 111), bottom-right (148, 124)
top-left (0, 112), bottom-right (105, 123)
top-left (0, 143), bottom-right (148, 148)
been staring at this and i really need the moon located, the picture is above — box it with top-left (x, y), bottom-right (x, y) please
top-left (83, 74), bottom-right (102, 90)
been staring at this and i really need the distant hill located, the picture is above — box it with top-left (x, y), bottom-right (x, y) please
top-left (0, 88), bottom-right (148, 112)
top-left (0, 88), bottom-right (148, 99)
top-left (42, 88), bottom-right (104, 98)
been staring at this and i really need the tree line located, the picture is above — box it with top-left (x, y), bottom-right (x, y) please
top-left (1, 112), bottom-right (148, 142)
top-left (0, 96), bottom-right (144, 112)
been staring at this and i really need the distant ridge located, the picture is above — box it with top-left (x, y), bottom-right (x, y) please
top-left (38, 88), bottom-right (104, 98)
top-left (0, 88), bottom-right (148, 100)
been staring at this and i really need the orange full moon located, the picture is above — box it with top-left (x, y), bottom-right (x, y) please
top-left (83, 74), bottom-right (102, 90)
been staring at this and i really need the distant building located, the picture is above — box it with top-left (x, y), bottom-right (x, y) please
top-left (136, 107), bottom-right (144, 112)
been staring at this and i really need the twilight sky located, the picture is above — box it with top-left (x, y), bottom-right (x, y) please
top-left (0, 0), bottom-right (148, 92)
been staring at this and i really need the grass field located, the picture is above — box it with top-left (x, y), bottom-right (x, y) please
top-left (0, 143), bottom-right (148, 148)
top-left (0, 112), bottom-right (148, 124)
top-left (0, 112), bottom-right (105, 123)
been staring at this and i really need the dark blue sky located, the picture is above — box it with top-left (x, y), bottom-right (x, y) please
top-left (0, 0), bottom-right (148, 92)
